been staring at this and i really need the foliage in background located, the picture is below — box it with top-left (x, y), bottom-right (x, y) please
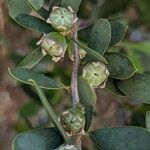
top-left (6, 0), bottom-right (150, 149)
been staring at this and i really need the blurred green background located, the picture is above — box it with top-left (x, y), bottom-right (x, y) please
top-left (0, 0), bottom-right (150, 149)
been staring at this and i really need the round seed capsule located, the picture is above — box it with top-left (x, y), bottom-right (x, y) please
top-left (47, 7), bottom-right (77, 31)
top-left (82, 62), bottom-right (109, 88)
top-left (61, 107), bottom-right (85, 134)
top-left (37, 33), bottom-right (66, 62)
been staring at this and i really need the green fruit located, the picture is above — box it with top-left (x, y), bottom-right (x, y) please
top-left (55, 144), bottom-right (79, 150)
top-left (61, 107), bottom-right (85, 133)
top-left (47, 7), bottom-right (77, 31)
top-left (82, 62), bottom-right (109, 88)
top-left (37, 33), bottom-right (66, 62)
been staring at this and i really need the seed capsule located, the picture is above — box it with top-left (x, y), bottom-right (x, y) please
top-left (61, 107), bottom-right (85, 134)
top-left (55, 144), bottom-right (79, 150)
top-left (37, 32), bottom-right (67, 62)
top-left (82, 62), bottom-right (109, 88)
top-left (47, 7), bottom-right (78, 32)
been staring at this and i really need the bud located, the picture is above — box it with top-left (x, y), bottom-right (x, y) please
top-left (61, 107), bottom-right (85, 134)
top-left (55, 144), bottom-right (79, 150)
top-left (47, 7), bottom-right (78, 32)
top-left (82, 62), bottom-right (109, 88)
top-left (37, 32), bottom-right (67, 62)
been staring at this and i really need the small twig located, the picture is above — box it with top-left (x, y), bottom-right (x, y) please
top-left (70, 27), bottom-right (80, 106)
top-left (29, 79), bottom-right (69, 144)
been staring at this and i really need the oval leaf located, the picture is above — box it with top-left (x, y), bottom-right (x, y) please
top-left (87, 19), bottom-right (111, 55)
top-left (89, 127), bottom-right (150, 150)
top-left (19, 48), bottom-right (44, 69)
top-left (105, 52), bottom-right (137, 79)
top-left (7, 0), bottom-right (31, 19)
top-left (15, 14), bottom-right (54, 33)
top-left (78, 77), bottom-right (97, 106)
top-left (72, 38), bottom-right (107, 64)
top-left (116, 73), bottom-right (150, 104)
top-left (61, 0), bottom-right (81, 13)
top-left (27, 0), bottom-right (45, 11)
top-left (9, 67), bottom-right (66, 90)
top-left (105, 78), bottom-right (125, 96)
top-left (12, 128), bottom-right (63, 150)
top-left (84, 106), bottom-right (93, 132)
top-left (109, 19), bottom-right (128, 45)
top-left (146, 111), bottom-right (150, 132)
top-left (78, 77), bottom-right (96, 131)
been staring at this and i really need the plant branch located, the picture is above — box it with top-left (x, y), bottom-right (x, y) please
top-left (28, 79), bottom-right (69, 144)
top-left (70, 27), bottom-right (80, 106)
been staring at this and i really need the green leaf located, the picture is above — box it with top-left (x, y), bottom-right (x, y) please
top-left (15, 14), bottom-right (54, 33)
top-left (109, 19), bottom-right (128, 45)
top-left (87, 19), bottom-right (111, 55)
top-left (37, 7), bottom-right (49, 20)
top-left (105, 78), bottom-right (125, 96)
top-left (84, 106), bottom-right (93, 132)
top-left (19, 48), bottom-right (44, 69)
top-left (78, 77), bottom-right (97, 106)
top-left (9, 67), bottom-right (66, 90)
top-left (146, 111), bottom-right (150, 132)
top-left (105, 52), bottom-right (137, 79)
top-left (26, 0), bottom-right (49, 19)
top-left (61, 0), bottom-right (81, 13)
top-left (116, 73), bottom-right (150, 104)
top-left (89, 127), bottom-right (150, 150)
top-left (7, 0), bottom-right (31, 19)
top-left (27, 0), bottom-right (45, 11)
top-left (78, 77), bottom-right (96, 132)
top-left (12, 128), bottom-right (63, 150)
top-left (72, 38), bottom-right (107, 64)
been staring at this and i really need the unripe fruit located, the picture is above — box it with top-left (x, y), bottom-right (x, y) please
top-left (47, 7), bottom-right (77, 32)
top-left (82, 62), bottom-right (109, 88)
top-left (55, 144), bottom-right (79, 150)
top-left (61, 107), bottom-right (85, 134)
top-left (37, 32), bottom-right (67, 62)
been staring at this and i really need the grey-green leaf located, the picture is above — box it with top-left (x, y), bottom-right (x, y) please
top-left (78, 77), bottom-right (97, 106)
top-left (61, 0), bottom-right (81, 13)
top-left (87, 19), bottom-right (111, 55)
top-left (27, 0), bottom-right (45, 10)
top-left (19, 48), bottom-right (44, 69)
top-left (15, 14), bottom-right (54, 33)
top-left (9, 67), bottom-right (66, 90)
top-left (146, 111), bottom-right (150, 132)
top-left (12, 128), bottom-right (63, 150)
top-left (78, 77), bottom-right (96, 131)
top-left (109, 19), bottom-right (128, 45)
top-left (105, 52), bottom-right (137, 79)
top-left (105, 78), bottom-right (125, 96)
top-left (72, 38), bottom-right (107, 64)
top-left (84, 106), bottom-right (93, 132)
top-left (7, 0), bottom-right (31, 19)
top-left (116, 73), bottom-right (150, 104)
top-left (89, 127), bottom-right (150, 150)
